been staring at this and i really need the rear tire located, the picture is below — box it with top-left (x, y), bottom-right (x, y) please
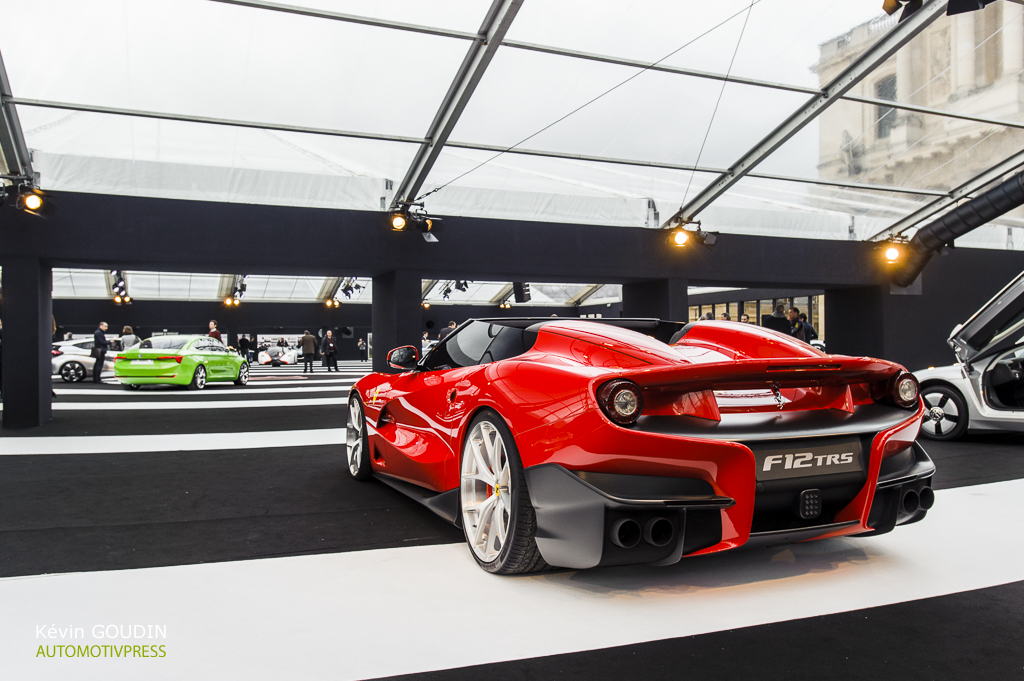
top-left (920, 385), bottom-right (968, 440)
top-left (189, 365), bottom-right (207, 391)
top-left (60, 361), bottom-right (86, 383)
top-left (234, 362), bottom-right (249, 386)
top-left (121, 383), bottom-right (142, 391)
top-left (459, 409), bottom-right (548, 575)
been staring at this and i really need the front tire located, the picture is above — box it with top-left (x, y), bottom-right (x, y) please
top-left (920, 385), bottom-right (968, 440)
top-left (189, 365), bottom-right (207, 391)
top-left (60, 361), bottom-right (86, 383)
top-left (459, 409), bottom-right (547, 575)
top-left (234, 362), bottom-right (249, 386)
top-left (346, 394), bottom-right (372, 480)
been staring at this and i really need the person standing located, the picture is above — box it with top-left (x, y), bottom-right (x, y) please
top-left (321, 330), bottom-right (338, 372)
top-left (92, 321), bottom-right (109, 383)
top-left (798, 313), bottom-right (818, 342)
top-left (740, 313), bottom-right (750, 324)
top-left (121, 326), bottom-right (139, 350)
top-left (438, 321), bottom-right (457, 341)
top-left (788, 307), bottom-right (810, 342)
top-left (357, 338), bottom-right (368, 362)
top-left (762, 304), bottom-right (790, 334)
top-left (238, 334), bottom-right (250, 360)
top-left (301, 330), bottom-right (317, 373)
top-left (208, 320), bottom-right (222, 342)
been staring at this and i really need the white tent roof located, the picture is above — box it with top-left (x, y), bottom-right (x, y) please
top-left (2, 0), bottom-right (1023, 250)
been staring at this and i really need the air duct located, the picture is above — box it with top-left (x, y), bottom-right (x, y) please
top-left (893, 170), bottom-right (1024, 287)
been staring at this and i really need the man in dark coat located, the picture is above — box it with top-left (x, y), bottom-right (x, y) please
top-left (92, 321), bottom-right (109, 383)
top-left (301, 330), bottom-right (318, 373)
top-left (761, 304), bottom-right (791, 334)
top-left (357, 338), bottom-right (368, 362)
top-left (321, 330), bottom-right (338, 372)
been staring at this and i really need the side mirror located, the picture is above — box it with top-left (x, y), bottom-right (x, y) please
top-left (387, 345), bottom-right (420, 370)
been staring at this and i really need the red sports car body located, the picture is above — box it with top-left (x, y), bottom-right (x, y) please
top-left (346, 318), bottom-right (934, 574)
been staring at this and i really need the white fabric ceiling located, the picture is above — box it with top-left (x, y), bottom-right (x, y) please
top-left (2, 0), bottom-right (1023, 250)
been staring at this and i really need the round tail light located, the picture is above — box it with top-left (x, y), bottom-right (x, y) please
top-left (892, 371), bottom-right (919, 408)
top-left (597, 379), bottom-right (644, 426)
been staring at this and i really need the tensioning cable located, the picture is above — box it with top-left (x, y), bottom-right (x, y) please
top-left (414, 0), bottom-right (766, 203)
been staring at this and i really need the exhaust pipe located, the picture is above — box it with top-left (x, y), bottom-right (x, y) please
top-left (902, 488), bottom-right (920, 514)
top-left (643, 517), bottom-right (674, 547)
top-left (919, 487), bottom-right (935, 510)
top-left (610, 518), bottom-right (641, 548)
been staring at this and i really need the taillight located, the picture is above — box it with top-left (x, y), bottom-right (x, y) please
top-left (597, 379), bottom-right (644, 426)
top-left (115, 355), bottom-right (127, 361)
top-left (51, 349), bottom-right (63, 357)
top-left (156, 356), bottom-right (184, 363)
top-left (892, 371), bottom-right (919, 408)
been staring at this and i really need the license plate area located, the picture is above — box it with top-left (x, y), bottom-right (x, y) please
top-left (131, 359), bottom-right (154, 365)
top-left (749, 438), bottom-right (863, 482)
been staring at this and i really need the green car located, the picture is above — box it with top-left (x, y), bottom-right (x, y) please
top-left (115, 335), bottom-right (249, 390)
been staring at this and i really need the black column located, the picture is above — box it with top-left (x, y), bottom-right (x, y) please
top-left (824, 286), bottom-right (886, 360)
top-left (621, 278), bottom-right (689, 321)
top-left (1, 256), bottom-right (53, 428)
top-left (371, 271), bottom-right (422, 373)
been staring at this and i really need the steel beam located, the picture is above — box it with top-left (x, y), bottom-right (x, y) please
top-left (208, 0), bottom-right (478, 41)
top-left (0, 49), bottom-right (32, 179)
top-left (843, 94), bottom-right (1024, 131)
top-left (567, 283), bottom-right (605, 306)
top-left (8, 99), bottom-right (954, 199)
top-left (663, 0), bottom-right (949, 227)
top-left (867, 147), bottom-right (1024, 240)
top-left (7, 98), bottom-right (426, 146)
top-left (489, 283), bottom-right (514, 304)
top-left (316, 276), bottom-right (343, 300)
top-left (390, 0), bottom-right (523, 207)
top-left (421, 279), bottom-right (439, 301)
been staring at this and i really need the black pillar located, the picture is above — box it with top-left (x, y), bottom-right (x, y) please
top-left (824, 286), bottom-right (886, 360)
top-left (621, 278), bottom-right (689, 321)
top-left (1, 256), bottom-right (53, 428)
top-left (371, 271), bottom-right (422, 373)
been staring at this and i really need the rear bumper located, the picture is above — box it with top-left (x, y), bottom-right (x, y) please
top-left (524, 464), bottom-right (734, 570)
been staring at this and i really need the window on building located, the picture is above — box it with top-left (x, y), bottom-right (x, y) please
top-left (876, 75), bottom-right (897, 139)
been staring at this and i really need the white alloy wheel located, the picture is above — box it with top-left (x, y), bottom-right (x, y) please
top-left (190, 365), bottom-right (207, 390)
top-left (460, 419), bottom-right (513, 563)
top-left (920, 386), bottom-right (967, 440)
top-left (235, 363), bottom-right (249, 385)
top-left (346, 396), bottom-right (372, 479)
top-left (60, 361), bottom-right (86, 382)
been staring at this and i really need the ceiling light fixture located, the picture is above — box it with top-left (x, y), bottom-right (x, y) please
top-left (667, 220), bottom-right (718, 250)
top-left (389, 202), bottom-right (443, 242)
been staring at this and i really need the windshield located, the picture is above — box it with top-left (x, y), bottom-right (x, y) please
top-left (140, 337), bottom-right (188, 351)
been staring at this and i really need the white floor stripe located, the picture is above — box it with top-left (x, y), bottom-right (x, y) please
top-left (54, 385), bottom-right (352, 397)
top-left (0, 428), bottom-right (343, 455)
top-left (44, 397), bottom-right (345, 411)
top-left (1, 480), bottom-right (1022, 680)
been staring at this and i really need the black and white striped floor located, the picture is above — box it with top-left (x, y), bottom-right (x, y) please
top-left (2, 363), bottom-right (1023, 680)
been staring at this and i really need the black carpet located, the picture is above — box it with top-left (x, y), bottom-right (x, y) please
top-left (375, 580), bottom-right (1024, 681)
top-left (0, 446), bottom-right (462, 577)
top-left (924, 432), bottom-right (1024, 489)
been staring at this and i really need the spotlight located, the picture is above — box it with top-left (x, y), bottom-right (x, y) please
top-left (123, 296), bottom-right (131, 303)
top-left (885, 246), bottom-right (901, 263)
top-left (233, 298), bottom-right (241, 306)
top-left (422, 302), bottom-right (430, 309)
top-left (442, 285), bottom-right (452, 300)
top-left (109, 269), bottom-right (131, 303)
top-left (455, 280), bottom-right (469, 292)
top-left (13, 186), bottom-right (54, 217)
top-left (666, 221), bottom-right (718, 250)
top-left (113, 295), bottom-right (122, 304)
top-left (325, 299), bottom-right (334, 307)
top-left (225, 297), bottom-right (234, 305)
top-left (388, 202), bottom-right (442, 242)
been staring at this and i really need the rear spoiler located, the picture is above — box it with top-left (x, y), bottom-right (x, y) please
top-left (622, 356), bottom-right (901, 392)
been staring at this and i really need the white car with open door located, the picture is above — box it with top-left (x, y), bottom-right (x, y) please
top-left (915, 270), bottom-right (1024, 440)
